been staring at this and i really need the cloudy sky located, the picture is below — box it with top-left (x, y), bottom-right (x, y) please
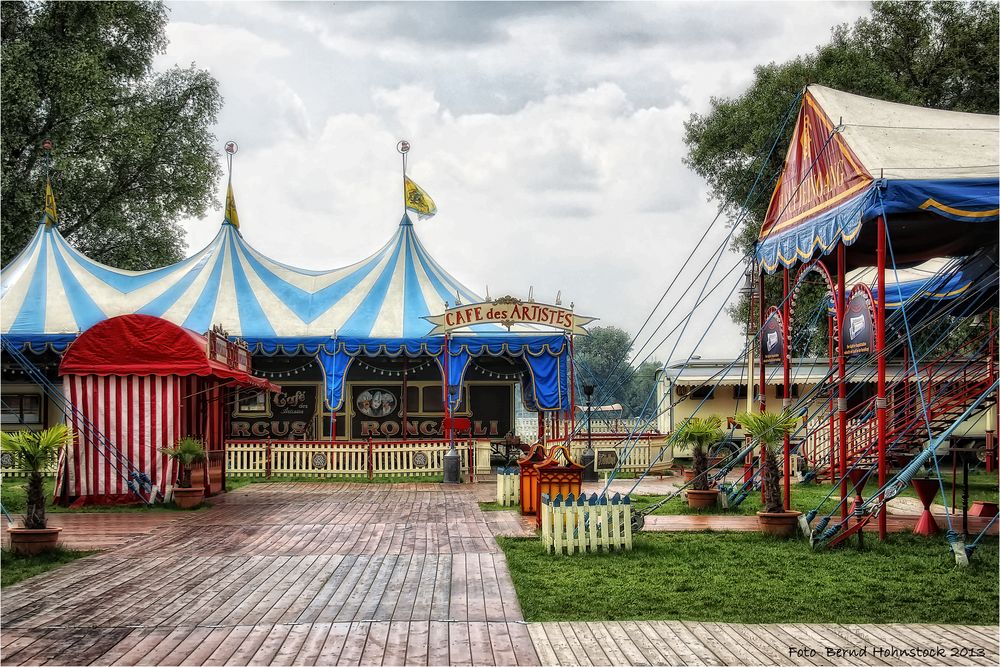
top-left (158, 0), bottom-right (871, 364)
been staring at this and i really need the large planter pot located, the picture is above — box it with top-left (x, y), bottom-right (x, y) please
top-left (8, 527), bottom-right (62, 555)
top-left (756, 511), bottom-right (802, 538)
top-left (172, 487), bottom-right (205, 509)
top-left (687, 489), bottom-right (719, 510)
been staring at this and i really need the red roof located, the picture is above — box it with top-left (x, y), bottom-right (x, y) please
top-left (59, 314), bottom-right (279, 391)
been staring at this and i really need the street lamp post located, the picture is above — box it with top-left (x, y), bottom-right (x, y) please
top-left (582, 384), bottom-right (597, 481)
top-left (443, 385), bottom-right (461, 484)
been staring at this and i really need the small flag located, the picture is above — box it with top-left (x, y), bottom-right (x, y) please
top-left (44, 180), bottom-right (58, 226)
top-left (225, 182), bottom-right (240, 229)
top-left (404, 176), bottom-right (437, 220)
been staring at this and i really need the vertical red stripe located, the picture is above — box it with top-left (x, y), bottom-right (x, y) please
top-left (150, 377), bottom-right (158, 488)
top-left (139, 377), bottom-right (146, 488)
top-left (104, 376), bottom-right (113, 496)
top-left (162, 377), bottom-right (170, 493)
top-left (90, 375), bottom-right (97, 497)
top-left (126, 376), bottom-right (133, 494)
top-left (68, 378), bottom-right (79, 496)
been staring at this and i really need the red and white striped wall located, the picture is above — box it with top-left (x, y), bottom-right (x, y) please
top-left (57, 375), bottom-right (178, 503)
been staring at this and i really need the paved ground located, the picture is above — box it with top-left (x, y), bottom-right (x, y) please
top-left (2, 482), bottom-right (997, 666)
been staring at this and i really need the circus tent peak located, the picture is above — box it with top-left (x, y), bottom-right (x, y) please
top-left (1, 191), bottom-right (504, 340)
top-left (756, 85), bottom-right (999, 273)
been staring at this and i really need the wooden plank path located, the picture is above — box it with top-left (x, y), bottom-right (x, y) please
top-left (528, 621), bottom-right (1000, 666)
top-left (2, 482), bottom-right (997, 666)
top-left (1, 512), bottom-right (184, 550)
top-left (1, 483), bottom-right (539, 666)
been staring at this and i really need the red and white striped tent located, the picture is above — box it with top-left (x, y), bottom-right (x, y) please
top-left (57, 314), bottom-right (277, 504)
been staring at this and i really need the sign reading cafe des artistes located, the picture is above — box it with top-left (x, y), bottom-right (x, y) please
top-left (424, 295), bottom-right (595, 335)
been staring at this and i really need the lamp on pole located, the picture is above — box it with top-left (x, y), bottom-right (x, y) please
top-left (443, 385), bottom-right (461, 484)
top-left (582, 383), bottom-right (597, 481)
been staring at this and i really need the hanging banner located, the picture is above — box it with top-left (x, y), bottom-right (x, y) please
top-left (424, 295), bottom-right (595, 335)
top-left (844, 285), bottom-right (875, 356)
top-left (758, 90), bottom-right (872, 240)
top-left (760, 307), bottom-right (785, 365)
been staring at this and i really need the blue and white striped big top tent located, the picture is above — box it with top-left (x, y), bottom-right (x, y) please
top-left (1, 187), bottom-right (572, 413)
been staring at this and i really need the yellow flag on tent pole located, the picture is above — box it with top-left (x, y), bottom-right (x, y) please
top-left (44, 180), bottom-right (58, 227)
top-left (404, 176), bottom-right (437, 220)
top-left (225, 182), bottom-right (240, 229)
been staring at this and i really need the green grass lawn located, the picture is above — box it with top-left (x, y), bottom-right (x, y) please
top-left (1, 548), bottom-right (95, 587)
top-left (479, 501), bottom-right (516, 512)
top-left (632, 471), bottom-right (999, 517)
top-left (499, 532), bottom-right (999, 625)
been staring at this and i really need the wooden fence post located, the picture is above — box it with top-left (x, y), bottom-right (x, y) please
top-left (265, 438), bottom-right (272, 479)
top-left (367, 437), bottom-right (374, 481)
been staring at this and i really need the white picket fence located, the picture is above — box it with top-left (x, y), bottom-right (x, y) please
top-left (540, 492), bottom-right (633, 555)
top-left (0, 450), bottom-right (59, 478)
top-left (496, 469), bottom-right (519, 505)
top-left (226, 440), bottom-right (477, 479)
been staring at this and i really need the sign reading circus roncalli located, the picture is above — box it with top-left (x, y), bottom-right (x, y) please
top-left (424, 295), bottom-right (596, 335)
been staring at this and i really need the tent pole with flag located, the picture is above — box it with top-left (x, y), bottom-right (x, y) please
top-left (397, 139), bottom-right (437, 220)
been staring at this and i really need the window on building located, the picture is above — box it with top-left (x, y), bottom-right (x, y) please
top-left (1, 394), bottom-right (42, 424)
top-left (776, 384), bottom-right (800, 399)
top-left (234, 389), bottom-right (269, 416)
top-left (732, 385), bottom-right (749, 399)
top-left (689, 386), bottom-right (715, 400)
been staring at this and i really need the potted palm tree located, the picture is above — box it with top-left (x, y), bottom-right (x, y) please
top-left (161, 436), bottom-right (207, 509)
top-left (2, 424), bottom-right (72, 554)
top-left (676, 415), bottom-right (724, 509)
top-left (739, 410), bottom-right (802, 537)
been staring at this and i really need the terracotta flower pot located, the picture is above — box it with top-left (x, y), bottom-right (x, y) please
top-left (682, 469), bottom-right (695, 482)
top-left (7, 526), bottom-right (62, 555)
top-left (687, 489), bottom-right (719, 510)
top-left (756, 510), bottom-right (802, 538)
top-left (172, 487), bottom-right (205, 509)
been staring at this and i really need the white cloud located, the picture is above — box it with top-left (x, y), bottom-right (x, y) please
top-left (161, 0), bottom-right (873, 363)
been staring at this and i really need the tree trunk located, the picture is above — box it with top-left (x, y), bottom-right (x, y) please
top-left (179, 465), bottom-right (192, 489)
top-left (692, 443), bottom-right (709, 491)
top-left (762, 447), bottom-right (784, 513)
top-left (25, 471), bottom-right (47, 529)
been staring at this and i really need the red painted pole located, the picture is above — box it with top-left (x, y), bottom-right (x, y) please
top-left (758, 271), bottom-right (766, 415)
top-left (758, 270), bottom-right (767, 505)
top-left (837, 243), bottom-right (848, 521)
top-left (876, 215), bottom-right (888, 540)
top-left (782, 268), bottom-right (791, 510)
top-left (828, 314), bottom-right (836, 480)
top-left (569, 335), bottom-right (576, 437)
top-left (988, 310), bottom-right (996, 474)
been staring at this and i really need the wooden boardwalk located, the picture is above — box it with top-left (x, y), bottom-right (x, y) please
top-left (529, 621), bottom-right (1000, 666)
top-left (1, 483), bottom-right (537, 666)
top-left (2, 482), bottom-right (996, 666)
top-left (1, 511), bottom-right (183, 551)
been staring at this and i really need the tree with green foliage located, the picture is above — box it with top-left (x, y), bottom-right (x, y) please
top-left (739, 410), bottom-right (801, 513)
top-left (683, 1), bottom-right (999, 352)
top-left (1, 1), bottom-right (223, 269)
top-left (160, 436), bottom-right (206, 489)
top-left (675, 415), bottom-right (724, 491)
top-left (1, 424), bottom-right (73, 529)
top-left (573, 325), bottom-right (660, 418)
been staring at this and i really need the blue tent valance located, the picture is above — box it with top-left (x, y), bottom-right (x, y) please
top-left (757, 179), bottom-right (999, 274)
top-left (248, 335), bottom-right (572, 414)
